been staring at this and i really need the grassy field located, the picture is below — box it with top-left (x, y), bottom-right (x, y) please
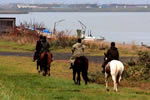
top-left (0, 41), bottom-right (34, 52)
top-left (0, 56), bottom-right (150, 100)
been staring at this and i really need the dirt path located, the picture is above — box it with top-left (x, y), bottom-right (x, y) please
top-left (0, 51), bottom-right (134, 64)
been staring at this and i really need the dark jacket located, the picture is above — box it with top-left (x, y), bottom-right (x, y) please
top-left (36, 40), bottom-right (42, 52)
top-left (41, 41), bottom-right (50, 53)
top-left (106, 46), bottom-right (119, 61)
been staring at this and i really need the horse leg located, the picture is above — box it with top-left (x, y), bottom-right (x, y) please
top-left (43, 65), bottom-right (47, 76)
top-left (73, 69), bottom-right (77, 84)
top-left (112, 75), bottom-right (118, 92)
top-left (36, 61), bottom-right (38, 70)
top-left (47, 53), bottom-right (51, 77)
top-left (77, 71), bottom-right (81, 85)
top-left (43, 65), bottom-right (46, 76)
top-left (82, 70), bottom-right (88, 85)
top-left (105, 72), bottom-right (109, 91)
top-left (43, 71), bottom-right (46, 76)
top-left (40, 62), bottom-right (44, 75)
top-left (117, 72), bottom-right (121, 85)
top-left (37, 61), bottom-right (41, 73)
top-left (48, 65), bottom-right (50, 76)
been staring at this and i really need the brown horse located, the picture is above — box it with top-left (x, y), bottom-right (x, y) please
top-left (73, 56), bottom-right (89, 85)
top-left (40, 52), bottom-right (52, 76)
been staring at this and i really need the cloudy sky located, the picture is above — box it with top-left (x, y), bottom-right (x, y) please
top-left (0, 0), bottom-right (150, 4)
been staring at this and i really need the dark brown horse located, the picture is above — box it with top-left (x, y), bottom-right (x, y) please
top-left (40, 52), bottom-right (52, 76)
top-left (73, 56), bottom-right (89, 85)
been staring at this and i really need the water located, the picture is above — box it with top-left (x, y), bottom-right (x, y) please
top-left (0, 12), bottom-right (150, 45)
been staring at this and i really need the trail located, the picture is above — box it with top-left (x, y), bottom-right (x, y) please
top-left (0, 51), bottom-right (134, 64)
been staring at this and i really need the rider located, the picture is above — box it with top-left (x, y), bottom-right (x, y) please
top-left (40, 36), bottom-right (53, 62)
top-left (101, 42), bottom-right (119, 73)
top-left (33, 35), bottom-right (43, 62)
top-left (69, 38), bottom-right (86, 69)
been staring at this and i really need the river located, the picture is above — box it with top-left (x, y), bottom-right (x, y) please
top-left (0, 12), bottom-right (150, 45)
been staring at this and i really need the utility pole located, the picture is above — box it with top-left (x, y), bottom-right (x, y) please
top-left (52, 19), bottom-right (65, 35)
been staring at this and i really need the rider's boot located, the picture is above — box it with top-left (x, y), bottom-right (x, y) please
top-left (51, 54), bottom-right (54, 62)
top-left (51, 57), bottom-right (54, 62)
top-left (69, 63), bottom-right (74, 69)
top-left (102, 68), bottom-right (105, 73)
top-left (101, 64), bottom-right (105, 73)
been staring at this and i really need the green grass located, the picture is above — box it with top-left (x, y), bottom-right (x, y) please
top-left (0, 56), bottom-right (150, 100)
top-left (0, 40), bottom-right (34, 52)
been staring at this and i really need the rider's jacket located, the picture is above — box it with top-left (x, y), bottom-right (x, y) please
top-left (41, 41), bottom-right (50, 53)
top-left (72, 43), bottom-right (85, 57)
top-left (36, 40), bottom-right (42, 52)
top-left (106, 46), bottom-right (119, 61)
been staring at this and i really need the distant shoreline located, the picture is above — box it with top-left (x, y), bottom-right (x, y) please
top-left (30, 8), bottom-right (150, 12)
top-left (1, 8), bottom-right (150, 14)
top-left (0, 11), bottom-right (29, 14)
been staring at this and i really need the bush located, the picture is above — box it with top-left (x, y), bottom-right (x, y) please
top-left (50, 32), bottom-right (77, 48)
top-left (125, 51), bottom-right (150, 81)
top-left (137, 51), bottom-right (150, 64)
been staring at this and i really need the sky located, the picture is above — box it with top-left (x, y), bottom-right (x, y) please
top-left (0, 0), bottom-right (150, 4)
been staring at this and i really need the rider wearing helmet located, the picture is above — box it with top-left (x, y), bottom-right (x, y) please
top-left (101, 42), bottom-right (119, 73)
top-left (33, 35), bottom-right (43, 62)
top-left (69, 38), bottom-right (86, 69)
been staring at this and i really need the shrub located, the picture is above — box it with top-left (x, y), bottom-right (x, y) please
top-left (125, 51), bottom-right (150, 81)
top-left (50, 31), bottom-right (77, 48)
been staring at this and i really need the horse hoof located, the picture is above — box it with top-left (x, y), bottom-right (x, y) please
top-left (106, 89), bottom-right (109, 92)
top-left (74, 82), bottom-right (77, 84)
top-left (43, 73), bottom-right (46, 76)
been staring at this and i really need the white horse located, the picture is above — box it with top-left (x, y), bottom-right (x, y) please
top-left (105, 60), bottom-right (124, 92)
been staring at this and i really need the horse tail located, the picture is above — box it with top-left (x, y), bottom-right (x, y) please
top-left (83, 56), bottom-right (89, 82)
top-left (44, 53), bottom-right (48, 64)
top-left (44, 52), bottom-right (51, 66)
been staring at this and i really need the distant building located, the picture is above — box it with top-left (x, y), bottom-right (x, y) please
top-left (17, 4), bottom-right (48, 9)
top-left (17, 4), bottom-right (37, 8)
top-left (0, 17), bottom-right (16, 33)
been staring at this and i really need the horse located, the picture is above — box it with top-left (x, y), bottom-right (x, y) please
top-left (73, 56), bottom-right (89, 85)
top-left (104, 54), bottom-right (124, 92)
top-left (40, 52), bottom-right (52, 76)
